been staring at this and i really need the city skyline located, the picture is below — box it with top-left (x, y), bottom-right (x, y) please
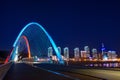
top-left (0, 0), bottom-right (120, 52)
top-left (1, 1), bottom-right (120, 80)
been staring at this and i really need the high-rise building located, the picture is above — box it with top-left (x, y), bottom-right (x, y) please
top-left (81, 51), bottom-right (87, 58)
top-left (101, 43), bottom-right (108, 60)
top-left (58, 47), bottom-right (61, 54)
top-left (108, 51), bottom-right (117, 60)
top-left (63, 47), bottom-right (69, 60)
top-left (74, 47), bottom-right (80, 61)
top-left (92, 48), bottom-right (97, 54)
top-left (84, 46), bottom-right (90, 53)
top-left (101, 43), bottom-right (105, 55)
top-left (84, 46), bottom-right (90, 58)
top-left (48, 47), bottom-right (53, 58)
top-left (92, 48), bottom-right (98, 59)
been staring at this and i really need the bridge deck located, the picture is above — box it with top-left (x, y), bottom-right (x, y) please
top-left (3, 63), bottom-right (73, 80)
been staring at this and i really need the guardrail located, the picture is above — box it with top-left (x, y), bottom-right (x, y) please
top-left (0, 62), bottom-right (13, 80)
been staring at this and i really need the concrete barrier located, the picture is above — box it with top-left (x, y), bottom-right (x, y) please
top-left (0, 62), bottom-right (13, 80)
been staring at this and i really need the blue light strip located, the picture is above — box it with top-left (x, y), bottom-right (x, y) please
top-left (13, 22), bottom-right (63, 63)
top-left (32, 65), bottom-right (78, 80)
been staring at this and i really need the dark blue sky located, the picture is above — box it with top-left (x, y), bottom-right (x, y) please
top-left (0, 0), bottom-right (120, 52)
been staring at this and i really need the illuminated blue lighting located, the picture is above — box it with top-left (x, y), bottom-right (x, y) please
top-left (10, 47), bottom-right (17, 60)
top-left (101, 47), bottom-right (105, 51)
top-left (33, 66), bottom-right (77, 80)
top-left (13, 22), bottom-right (63, 63)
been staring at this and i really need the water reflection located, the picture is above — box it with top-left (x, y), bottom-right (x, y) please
top-left (85, 63), bottom-right (120, 67)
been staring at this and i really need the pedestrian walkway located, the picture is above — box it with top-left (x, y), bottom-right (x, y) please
top-left (3, 63), bottom-right (73, 80)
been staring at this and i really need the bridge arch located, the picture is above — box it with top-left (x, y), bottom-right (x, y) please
top-left (21, 35), bottom-right (31, 58)
top-left (10, 22), bottom-right (63, 63)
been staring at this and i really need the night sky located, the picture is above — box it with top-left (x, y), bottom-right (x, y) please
top-left (0, 0), bottom-right (120, 53)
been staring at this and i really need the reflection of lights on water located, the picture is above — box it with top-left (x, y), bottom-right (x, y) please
top-left (90, 64), bottom-right (93, 67)
top-left (106, 63), bottom-right (109, 67)
top-left (102, 63), bottom-right (119, 67)
top-left (94, 64), bottom-right (98, 67)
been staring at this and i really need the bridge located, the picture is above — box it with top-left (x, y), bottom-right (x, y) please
top-left (1, 22), bottom-right (70, 80)
top-left (1, 22), bottom-right (120, 80)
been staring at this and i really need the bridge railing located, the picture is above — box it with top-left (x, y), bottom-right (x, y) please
top-left (0, 62), bottom-right (13, 80)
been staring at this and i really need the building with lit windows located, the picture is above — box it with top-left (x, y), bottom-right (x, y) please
top-left (63, 47), bottom-right (69, 60)
top-left (74, 47), bottom-right (80, 61)
top-left (48, 47), bottom-right (53, 58)
top-left (92, 48), bottom-right (98, 59)
top-left (108, 51), bottom-right (117, 60)
top-left (84, 46), bottom-right (90, 58)
top-left (80, 51), bottom-right (87, 61)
